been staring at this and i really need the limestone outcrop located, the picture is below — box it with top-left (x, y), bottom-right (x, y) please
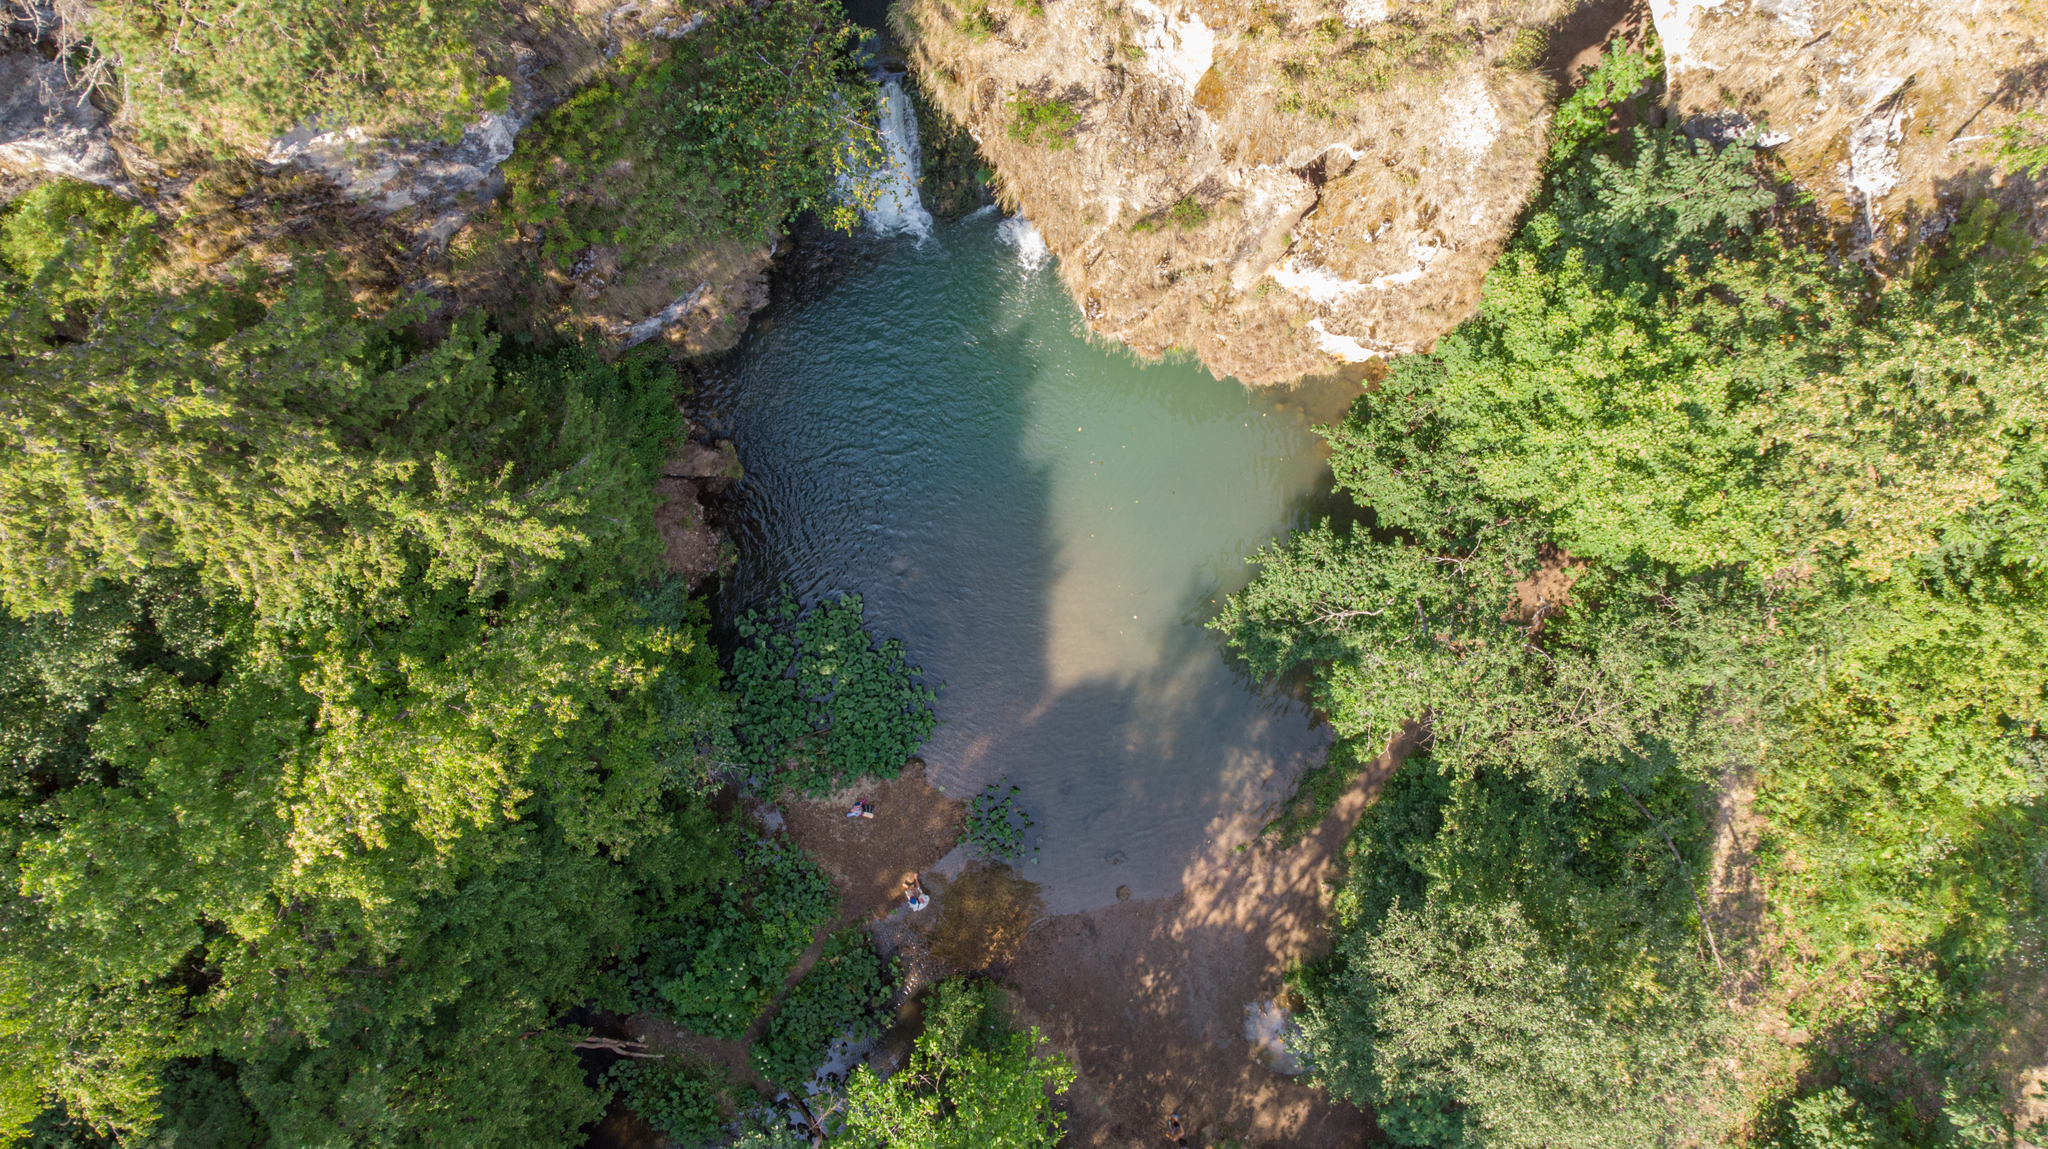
top-left (1650, 0), bottom-right (2048, 247)
top-left (0, 43), bottom-right (123, 190)
top-left (896, 0), bottom-right (1581, 383)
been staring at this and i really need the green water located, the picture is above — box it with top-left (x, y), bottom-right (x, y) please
top-left (700, 212), bottom-right (1359, 911)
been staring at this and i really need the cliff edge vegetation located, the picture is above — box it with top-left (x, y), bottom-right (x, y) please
top-left (1219, 44), bottom-right (2048, 1149)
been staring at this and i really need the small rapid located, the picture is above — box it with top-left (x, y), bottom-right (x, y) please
top-left (861, 75), bottom-right (933, 239)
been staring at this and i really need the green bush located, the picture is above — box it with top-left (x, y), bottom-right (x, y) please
top-left (0, 181), bottom-right (160, 318)
top-left (1274, 17), bottom-right (1473, 121)
top-left (0, 191), bottom-right (689, 619)
top-left (1219, 45), bottom-right (2048, 1146)
top-left (1545, 37), bottom-right (1660, 162)
top-left (841, 978), bottom-right (1075, 1149)
top-left (1167, 195), bottom-right (1210, 228)
top-left (605, 1058), bottom-right (727, 1146)
top-left (87, 0), bottom-right (498, 148)
top-left (959, 6), bottom-right (996, 39)
top-left (1005, 92), bottom-right (1079, 149)
top-left (1994, 109), bottom-right (2048, 178)
top-left (960, 781), bottom-right (1037, 863)
top-left (493, 0), bottom-right (879, 279)
top-left (728, 593), bottom-right (940, 795)
top-left (750, 930), bottom-right (897, 1086)
top-left (622, 839), bottom-right (840, 1039)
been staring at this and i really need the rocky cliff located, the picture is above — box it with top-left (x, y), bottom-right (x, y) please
top-left (1649, 0), bottom-right (2048, 248)
top-left (895, 0), bottom-right (1581, 383)
top-left (0, 0), bottom-right (776, 355)
top-left (901, 0), bottom-right (2047, 384)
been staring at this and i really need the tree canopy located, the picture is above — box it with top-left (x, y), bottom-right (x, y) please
top-left (1219, 42), bottom-right (2048, 1149)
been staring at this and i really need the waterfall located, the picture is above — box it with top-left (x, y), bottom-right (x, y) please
top-left (863, 75), bottom-right (933, 239)
top-left (996, 216), bottom-right (1050, 271)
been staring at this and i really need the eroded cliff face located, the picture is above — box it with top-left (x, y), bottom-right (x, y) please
top-left (896, 0), bottom-right (1578, 383)
top-left (1651, 0), bottom-right (2048, 245)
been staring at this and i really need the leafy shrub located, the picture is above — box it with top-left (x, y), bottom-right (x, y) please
top-left (1133, 195), bottom-right (1211, 234)
top-left (1545, 37), bottom-right (1660, 162)
top-left (468, 0), bottom-right (881, 336)
top-left (1274, 17), bottom-right (1474, 121)
top-left (495, 0), bottom-right (878, 269)
top-left (0, 192), bottom-right (690, 621)
top-left (728, 593), bottom-right (940, 795)
top-left (1994, 109), bottom-right (2048, 178)
top-left (606, 1057), bottom-right (728, 1146)
top-left (1005, 92), bottom-right (1079, 149)
top-left (959, 5), bottom-right (996, 37)
top-left (960, 782), bottom-right (1038, 863)
top-left (1167, 195), bottom-right (1211, 228)
top-left (750, 930), bottom-right (898, 1086)
top-left (841, 978), bottom-right (1075, 1149)
top-left (0, 182), bottom-right (160, 318)
top-left (625, 839), bottom-right (840, 1039)
top-left (1497, 27), bottom-right (1547, 72)
top-left (1223, 64), bottom-right (2048, 1148)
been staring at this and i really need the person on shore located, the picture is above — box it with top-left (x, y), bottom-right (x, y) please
top-left (1167, 1114), bottom-right (1187, 1146)
top-left (905, 875), bottom-right (930, 912)
top-left (846, 799), bottom-right (875, 818)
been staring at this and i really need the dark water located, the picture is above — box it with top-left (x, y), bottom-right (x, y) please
top-left (699, 213), bottom-right (1359, 912)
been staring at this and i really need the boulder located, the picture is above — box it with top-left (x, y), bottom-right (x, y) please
top-left (0, 45), bottom-right (122, 188)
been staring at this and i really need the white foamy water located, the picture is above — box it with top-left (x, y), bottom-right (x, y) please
top-left (863, 76), bottom-right (933, 239)
top-left (996, 216), bottom-right (1050, 270)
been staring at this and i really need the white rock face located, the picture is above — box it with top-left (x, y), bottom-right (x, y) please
top-left (900, 0), bottom-right (1564, 383)
top-left (265, 87), bottom-right (535, 243)
top-left (1443, 75), bottom-right (1502, 159)
top-left (0, 48), bottom-right (123, 187)
top-left (1648, 0), bottom-right (1729, 74)
top-left (1647, 0), bottom-right (2048, 240)
top-left (1339, 0), bottom-right (1388, 27)
top-left (1125, 0), bottom-right (1216, 93)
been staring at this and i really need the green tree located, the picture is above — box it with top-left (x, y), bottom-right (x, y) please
top-left (482, 0), bottom-right (881, 298)
top-left (0, 567), bottom-right (738, 1146)
top-left (0, 191), bottom-right (745, 1145)
top-left (840, 979), bottom-right (1075, 1149)
top-left (1222, 38), bottom-right (2048, 1144)
top-left (0, 184), bottom-right (680, 620)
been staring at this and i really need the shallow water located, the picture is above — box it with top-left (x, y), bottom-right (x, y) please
top-left (699, 213), bottom-right (1359, 913)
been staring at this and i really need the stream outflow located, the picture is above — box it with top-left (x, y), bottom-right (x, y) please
top-left (703, 136), bottom-right (1353, 912)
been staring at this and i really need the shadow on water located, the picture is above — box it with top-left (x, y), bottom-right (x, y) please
top-left (694, 213), bottom-right (1347, 913)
